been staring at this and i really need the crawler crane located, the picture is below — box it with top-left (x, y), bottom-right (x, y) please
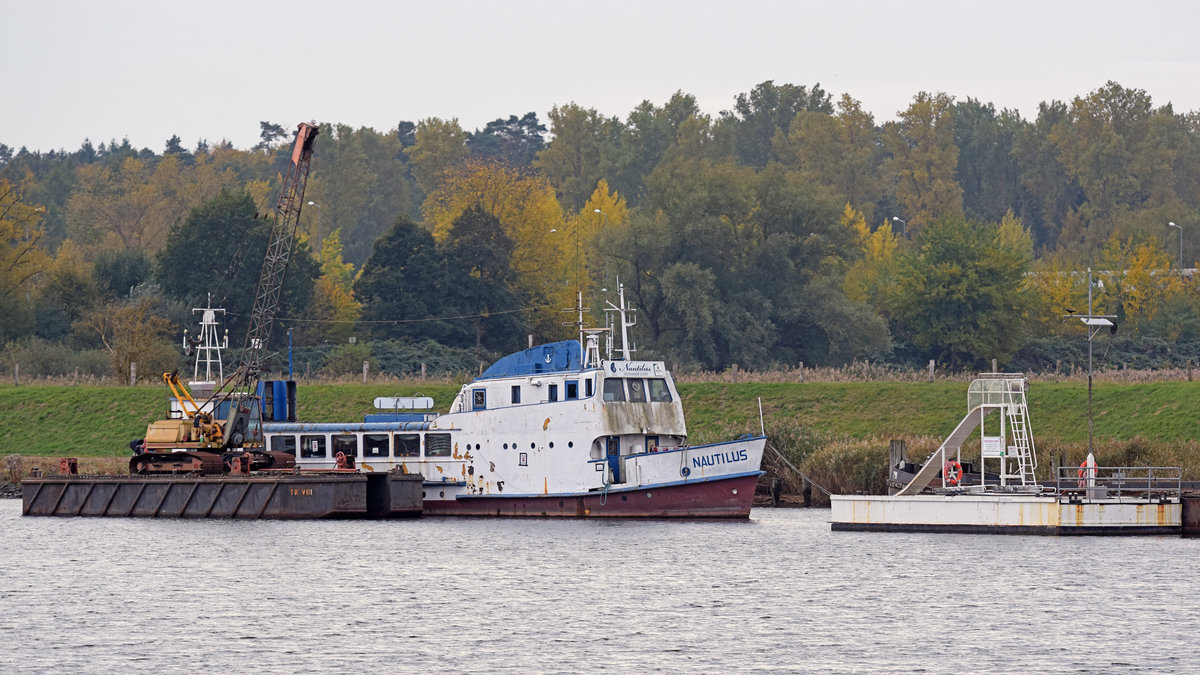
top-left (133, 122), bottom-right (319, 474)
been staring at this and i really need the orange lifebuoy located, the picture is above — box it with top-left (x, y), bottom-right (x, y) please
top-left (944, 460), bottom-right (963, 486)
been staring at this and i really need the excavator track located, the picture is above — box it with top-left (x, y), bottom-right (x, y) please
top-left (130, 451), bottom-right (225, 475)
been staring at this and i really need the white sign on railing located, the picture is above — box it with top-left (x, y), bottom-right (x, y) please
top-left (374, 396), bottom-right (434, 410)
top-left (982, 436), bottom-right (1004, 457)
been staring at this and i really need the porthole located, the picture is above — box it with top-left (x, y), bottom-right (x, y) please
top-left (621, 495), bottom-right (628, 502)
top-left (732, 488), bottom-right (738, 495)
top-left (549, 442), bottom-right (555, 449)
top-left (476, 443), bottom-right (481, 450)
top-left (558, 500), bottom-right (564, 507)
top-left (646, 492), bottom-right (652, 498)
top-left (531, 442), bottom-right (536, 449)
top-left (440, 490), bottom-right (445, 498)
top-left (422, 491), bottom-right (426, 498)
top-left (503, 443), bottom-right (508, 449)
top-left (568, 441), bottom-right (573, 448)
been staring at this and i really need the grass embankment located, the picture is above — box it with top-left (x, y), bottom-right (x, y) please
top-left (4, 380), bottom-right (1199, 499)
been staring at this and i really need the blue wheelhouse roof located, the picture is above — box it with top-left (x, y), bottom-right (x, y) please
top-left (477, 340), bottom-right (582, 380)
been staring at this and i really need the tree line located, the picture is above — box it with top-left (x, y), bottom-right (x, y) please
top-left (2, 79), bottom-right (1199, 380)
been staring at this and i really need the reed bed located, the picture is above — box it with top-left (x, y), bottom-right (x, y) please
top-left (675, 362), bottom-right (1200, 384)
top-left (9, 362), bottom-right (1200, 387)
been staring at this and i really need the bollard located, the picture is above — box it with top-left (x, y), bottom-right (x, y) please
top-left (1182, 495), bottom-right (1200, 536)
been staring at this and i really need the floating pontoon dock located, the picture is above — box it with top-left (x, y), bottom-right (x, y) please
top-left (830, 374), bottom-right (1186, 535)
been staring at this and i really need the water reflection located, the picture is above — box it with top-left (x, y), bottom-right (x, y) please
top-left (1, 503), bottom-right (1197, 673)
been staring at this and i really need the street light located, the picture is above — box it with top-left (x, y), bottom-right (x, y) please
top-left (1066, 268), bottom-right (1117, 457)
top-left (1169, 221), bottom-right (1183, 279)
top-left (307, 201), bottom-right (322, 258)
top-left (891, 216), bottom-right (907, 238)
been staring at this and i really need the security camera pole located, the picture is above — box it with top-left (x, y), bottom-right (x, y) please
top-left (1065, 268), bottom-right (1117, 456)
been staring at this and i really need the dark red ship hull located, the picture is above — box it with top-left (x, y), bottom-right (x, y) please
top-left (420, 472), bottom-right (761, 518)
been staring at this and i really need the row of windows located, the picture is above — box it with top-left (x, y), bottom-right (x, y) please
top-left (271, 432), bottom-right (453, 459)
top-left (602, 378), bottom-right (672, 403)
top-left (274, 431), bottom-right (583, 459)
top-left (473, 377), bottom-right (672, 410)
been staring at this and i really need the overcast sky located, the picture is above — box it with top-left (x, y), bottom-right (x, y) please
top-left (5, 0), bottom-right (1198, 153)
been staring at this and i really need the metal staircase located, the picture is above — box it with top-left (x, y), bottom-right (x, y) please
top-left (897, 374), bottom-right (1039, 495)
top-left (1001, 379), bottom-right (1037, 485)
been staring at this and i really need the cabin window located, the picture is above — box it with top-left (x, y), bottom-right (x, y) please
top-left (247, 403), bottom-right (262, 443)
top-left (549, 384), bottom-right (559, 402)
top-left (511, 385), bottom-right (521, 404)
top-left (332, 434), bottom-right (358, 459)
top-left (586, 378), bottom-right (594, 398)
top-left (300, 435), bottom-right (327, 458)
top-left (363, 433), bottom-right (389, 458)
top-left (602, 378), bottom-right (625, 402)
top-left (648, 378), bottom-right (673, 402)
top-left (394, 433), bottom-right (421, 457)
top-left (628, 378), bottom-right (647, 403)
top-left (426, 433), bottom-right (452, 457)
top-left (270, 435), bottom-right (296, 456)
top-left (566, 380), bottom-right (578, 400)
top-left (472, 389), bottom-right (486, 411)
top-left (646, 435), bottom-right (660, 452)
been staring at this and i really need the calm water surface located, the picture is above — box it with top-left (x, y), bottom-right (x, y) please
top-left (1, 500), bottom-right (1197, 673)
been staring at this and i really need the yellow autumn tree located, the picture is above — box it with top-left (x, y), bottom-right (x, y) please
top-left (1026, 254), bottom-right (1088, 337)
top-left (0, 178), bottom-right (50, 339)
top-left (1096, 234), bottom-right (1180, 331)
top-left (842, 204), bottom-right (898, 312)
top-left (566, 179), bottom-right (628, 303)
top-left (424, 161), bottom-right (568, 328)
top-left (304, 229), bottom-right (362, 343)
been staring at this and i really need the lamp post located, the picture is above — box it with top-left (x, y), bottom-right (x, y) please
top-left (891, 216), bottom-right (906, 238)
top-left (307, 201), bottom-right (322, 260)
top-left (1067, 268), bottom-right (1117, 457)
top-left (1169, 221), bottom-right (1183, 279)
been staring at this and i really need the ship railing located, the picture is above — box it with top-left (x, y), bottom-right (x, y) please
top-left (1052, 465), bottom-right (1182, 501)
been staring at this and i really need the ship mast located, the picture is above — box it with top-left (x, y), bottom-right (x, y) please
top-left (184, 293), bottom-right (227, 383)
top-left (604, 281), bottom-right (636, 361)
